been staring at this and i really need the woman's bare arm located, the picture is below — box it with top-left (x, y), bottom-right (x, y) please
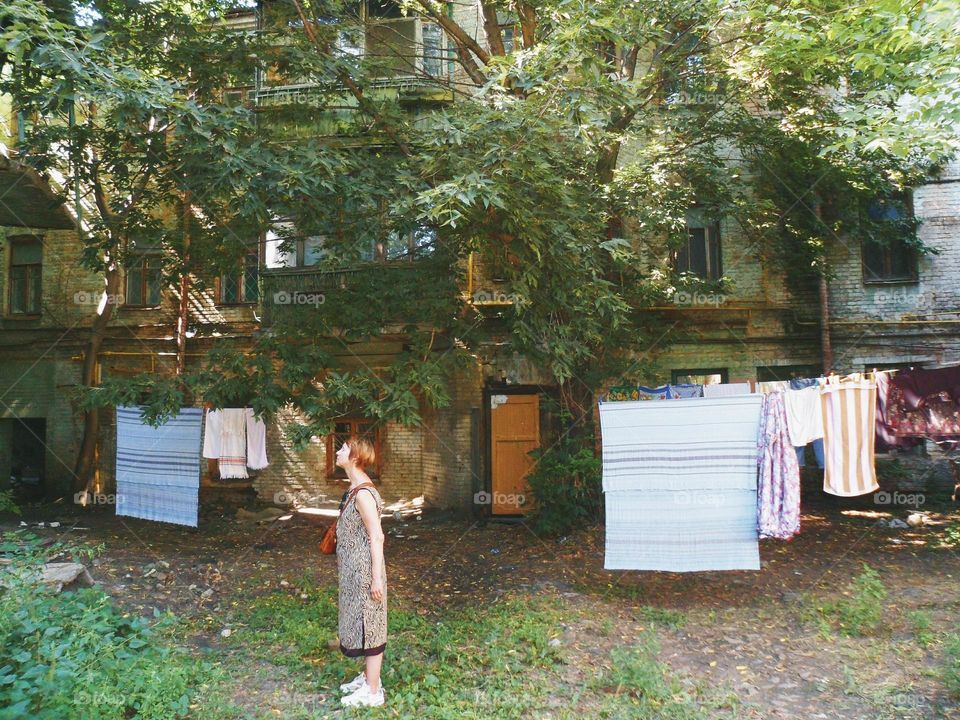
top-left (356, 490), bottom-right (385, 602)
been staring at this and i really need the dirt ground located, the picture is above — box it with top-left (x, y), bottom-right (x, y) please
top-left (8, 482), bottom-right (960, 719)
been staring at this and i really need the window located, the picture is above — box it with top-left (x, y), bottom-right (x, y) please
top-left (220, 246), bottom-right (260, 304)
top-left (8, 237), bottom-right (42, 315)
top-left (671, 368), bottom-right (727, 385)
top-left (674, 209), bottom-right (722, 280)
top-left (421, 21), bottom-right (445, 77)
top-left (756, 365), bottom-right (821, 383)
top-left (379, 225), bottom-right (436, 261)
top-left (861, 194), bottom-right (918, 284)
top-left (326, 419), bottom-right (382, 480)
top-left (125, 254), bottom-right (163, 307)
top-left (265, 223), bottom-right (435, 267)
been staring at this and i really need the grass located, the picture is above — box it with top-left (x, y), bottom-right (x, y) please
top-left (807, 563), bottom-right (888, 637)
top-left (944, 631), bottom-right (960, 699)
top-left (203, 580), bottom-right (737, 719)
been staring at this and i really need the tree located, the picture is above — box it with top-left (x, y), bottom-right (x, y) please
top-left (3, 0), bottom-right (958, 504)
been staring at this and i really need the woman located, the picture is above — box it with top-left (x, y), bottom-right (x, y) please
top-left (334, 435), bottom-right (387, 708)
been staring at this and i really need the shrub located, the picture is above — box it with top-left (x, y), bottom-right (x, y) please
top-left (525, 431), bottom-right (602, 536)
top-left (0, 531), bottom-right (206, 719)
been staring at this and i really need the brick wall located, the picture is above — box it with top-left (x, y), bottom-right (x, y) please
top-left (826, 159), bottom-right (960, 372)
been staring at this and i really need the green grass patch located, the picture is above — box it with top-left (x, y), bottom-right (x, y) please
top-left (944, 631), bottom-right (960, 699)
top-left (809, 563), bottom-right (888, 637)
top-left (0, 531), bottom-right (214, 720)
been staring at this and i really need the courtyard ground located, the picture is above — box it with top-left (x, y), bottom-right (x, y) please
top-left (4, 478), bottom-right (960, 719)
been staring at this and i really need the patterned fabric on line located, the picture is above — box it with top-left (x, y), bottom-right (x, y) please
top-left (599, 396), bottom-right (762, 571)
top-left (820, 381), bottom-right (879, 497)
top-left (668, 383), bottom-right (704, 399)
top-left (337, 486), bottom-right (388, 657)
top-left (218, 409), bottom-right (248, 479)
top-left (115, 405), bottom-right (202, 527)
top-left (757, 392), bottom-right (801, 540)
top-left (636, 384), bottom-right (672, 400)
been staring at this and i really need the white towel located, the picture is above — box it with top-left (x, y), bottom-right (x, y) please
top-left (202, 409), bottom-right (222, 459)
top-left (218, 409), bottom-right (249, 479)
top-left (703, 382), bottom-right (752, 398)
top-left (783, 387), bottom-right (824, 447)
top-left (245, 408), bottom-right (269, 470)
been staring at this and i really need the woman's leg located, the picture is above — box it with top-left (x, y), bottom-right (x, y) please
top-left (364, 652), bottom-right (383, 693)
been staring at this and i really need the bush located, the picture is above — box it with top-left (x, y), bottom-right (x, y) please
top-left (525, 432), bottom-right (602, 536)
top-left (0, 531), bottom-right (205, 719)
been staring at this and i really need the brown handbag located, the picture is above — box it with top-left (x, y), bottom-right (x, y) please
top-left (319, 482), bottom-right (375, 555)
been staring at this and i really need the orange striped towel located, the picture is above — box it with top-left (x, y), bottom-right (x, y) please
top-left (820, 381), bottom-right (878, 496)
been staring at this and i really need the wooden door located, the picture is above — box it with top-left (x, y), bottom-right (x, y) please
top-left (490, 393), bottom-right (539, 515)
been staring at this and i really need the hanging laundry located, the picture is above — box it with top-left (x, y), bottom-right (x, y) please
top-left (636, 384), bottom-right (672, 400)
top-left (218, 408), bottom-right (249, 479)
top-left (668, 383), bottom-right (704, 399)
top-left (892, 366), bottom-right (960, 411)
top-left (757, 380), bottom-right (790, 394)
top-left (757, 393), bottom-right (801, 540)
top-left (703, 382), bottom-right (752, 398)
top-left (820, 381), bottom-right (879, 496)
top-left (115, 405), bottom-right (202, 527)
top-left (606, 385), bottom-right (640, 401)
top-left (783, 386), bottom-right (824, 447)
top-left (600, 395), bottom-right (762, 572)
top-left (875, 371), bottom-right (923, 450)
top-left (795, 439), bottom-right (825, 469)
top-left (790, 377), bottom-right (821, 390)
top-left (888, 367), bottom-right (960, 440)
top-left (245, 408), bottom-right (269, 470)
top-left (202, 408), bottom-right (222, 459)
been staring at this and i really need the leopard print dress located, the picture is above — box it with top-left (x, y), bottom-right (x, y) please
top-left (336, 485), bottom-right (387, 657)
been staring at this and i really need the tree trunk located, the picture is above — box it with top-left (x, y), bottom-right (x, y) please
top-left (74, 267), bottom-right (121, 498)
top-left (812, 194), bottom-right (833, 373)
top-left (176, 192), bottom-right (191, 376)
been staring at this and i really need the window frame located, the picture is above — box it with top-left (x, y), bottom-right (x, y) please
top-left (7, 235), bottom-right (43, 317)
top-left (671, 368), bottom-right (728, 385)
top-left (219, 244), bottom-right (261, 305)
top-left (124, 253), bottom-right (164, 308)
top-left (860, 193), bottom-right (919, 285)
top-left (325, 418), bottom-right (383, 481)
top-left (673, 215), bottom-right (722, 281)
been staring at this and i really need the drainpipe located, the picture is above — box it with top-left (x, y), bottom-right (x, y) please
top-left (813, 194), bottom-right (833, 373)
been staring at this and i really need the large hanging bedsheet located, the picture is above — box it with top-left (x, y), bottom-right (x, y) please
top-left (600, 395), bottom-right (763, 571)
top-left (115, 405), bottom-right (203, 527)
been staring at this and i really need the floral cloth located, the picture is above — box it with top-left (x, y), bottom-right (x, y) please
top-left (757, 392), bottom-right (801, 540)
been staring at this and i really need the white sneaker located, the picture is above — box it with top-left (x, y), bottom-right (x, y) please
top-left (340, 681), bottom-right (384, 707)
top-left (339, 672), bottom-right (367, 694)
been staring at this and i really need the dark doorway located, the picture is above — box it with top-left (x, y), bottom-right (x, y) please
top-left (10, 418), bottom-right (46, 500)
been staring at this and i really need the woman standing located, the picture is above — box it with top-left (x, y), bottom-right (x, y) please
top-left (334, 436), bottom-right (387, 708)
